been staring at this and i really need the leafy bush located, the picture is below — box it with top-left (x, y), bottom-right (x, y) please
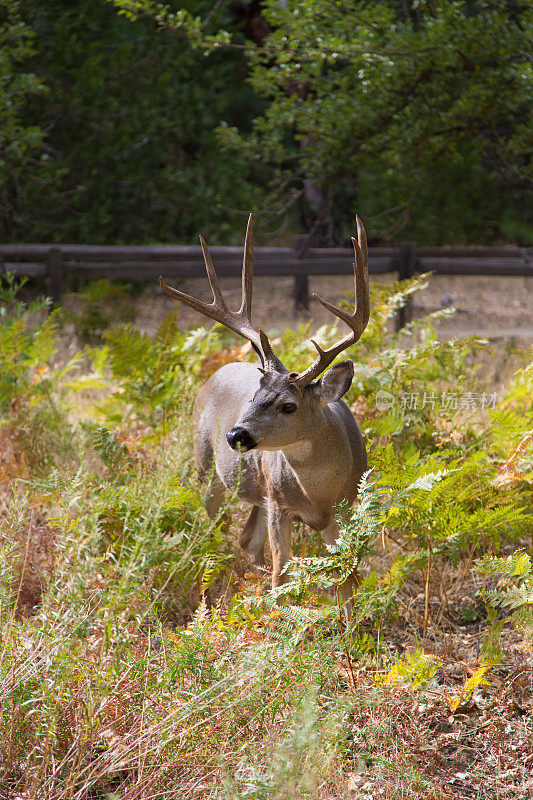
top-left (83, 310), bottom-right (223, 430)
top-left (477, 550), bottom-right (533, 638)
top-left (0, 274), bottom-right (77, 470)
top-left (66, 278), bottom-right (136, 344)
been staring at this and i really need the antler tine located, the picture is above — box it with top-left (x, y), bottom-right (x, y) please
top-left (356, 214), bottom-right (368, 272)
top-left (240, 213), bottom-right (254, 320)
top-left (159, 215), bottom-right (279, 372)
top-left (314, 237), bottom-right (369, 337)
top-left (199, 235), bottom-right (225, 308)
top-left (159, 274), bottom-right (225, 324)
top-left (258, 328), bottom-right (278, 372)
top-left (292, 220), bottom-right (370, 389)
top-left (355, 215), bottom-right (369, 311)
top-left (159, 234), bottom-right (226, 318)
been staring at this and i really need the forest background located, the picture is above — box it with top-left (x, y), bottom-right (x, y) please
top-left (1, 0), bottom-right (532, 247)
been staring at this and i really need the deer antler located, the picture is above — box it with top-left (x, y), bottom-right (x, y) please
top-left (291, 216), bottom-right (370, 389)
top-left (159, 214), bottom-right (277, 371)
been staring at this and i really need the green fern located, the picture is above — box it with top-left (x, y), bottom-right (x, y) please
top-left (477, 550), bottom-right (533, 637)
top-left (89, 425), bottom-right (131, 473)
top-left (270, 467), bottom-right (449, 628)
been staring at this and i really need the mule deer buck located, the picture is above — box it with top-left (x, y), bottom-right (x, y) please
top-left (160, 215), bottom-right (369, 609)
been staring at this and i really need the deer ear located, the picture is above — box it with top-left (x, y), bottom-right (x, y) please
top-left (315, 360), bottom-right (354, 403)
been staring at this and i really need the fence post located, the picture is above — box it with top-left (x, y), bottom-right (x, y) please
top-left (48, 247), bottom-right (64, 305)
top-left (293, 234), bottom-right (310, 313)
top-left (396, 241), bottom-right (417, 331)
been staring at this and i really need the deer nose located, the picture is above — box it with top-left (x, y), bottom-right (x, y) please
top-left (227, 426), bottom-right (256, 451)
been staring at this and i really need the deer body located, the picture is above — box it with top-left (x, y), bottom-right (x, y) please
top-left (161, 215), bottom-right (370, 608)
top-left (194, 360), bottom-right (366, 528)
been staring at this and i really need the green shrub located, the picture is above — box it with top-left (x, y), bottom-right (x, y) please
top-left (0, 273), bottom-right (78, 470)
top-left (66, 278), bottom-right (136, 344)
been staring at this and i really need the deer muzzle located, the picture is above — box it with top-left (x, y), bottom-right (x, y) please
top-left (227, 426), bottom-right (258, 452)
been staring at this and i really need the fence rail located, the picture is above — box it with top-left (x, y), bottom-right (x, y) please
top-left (1, 241), bottom-right (531, 314)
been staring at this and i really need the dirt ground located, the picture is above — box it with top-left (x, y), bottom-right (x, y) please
top-left (137, 272), bottom-right (532, 343)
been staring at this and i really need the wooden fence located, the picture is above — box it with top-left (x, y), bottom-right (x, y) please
top-left (1, 241), bottom-right (531, 315)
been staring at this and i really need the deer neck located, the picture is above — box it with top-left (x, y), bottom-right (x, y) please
top-left (279, 438), bottom-right (315, 464)
top-left (279, 412), bottom-right (331, 469)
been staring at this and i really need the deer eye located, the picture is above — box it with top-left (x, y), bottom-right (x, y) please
top-left (280, 402), bottom-right (297, 414)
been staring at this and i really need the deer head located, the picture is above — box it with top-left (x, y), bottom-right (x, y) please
top-left (159, 214), bottom-right (369, 452)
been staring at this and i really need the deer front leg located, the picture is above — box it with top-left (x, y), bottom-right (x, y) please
top-left (239, 505), bottom-right (268, 567)
top-left (203, 473), bottom-right (226, 518)
top-left (267, 503), bottom-right (293, 588)
top-left (322, 517), bottom-right (356, 620)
